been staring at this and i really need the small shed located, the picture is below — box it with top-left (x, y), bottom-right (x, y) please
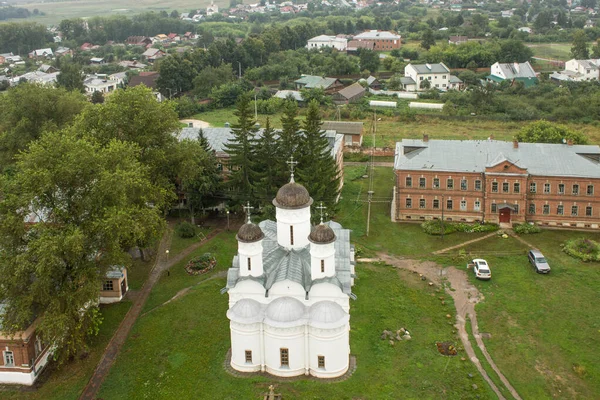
top-left (99, 266), bottom-right (129, 304)
top-left (332, 83), bottom-right (366, 104)
top-left (321, 121), bottom-right (364, 146)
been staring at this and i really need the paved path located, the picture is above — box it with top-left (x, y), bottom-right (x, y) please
top-left (433, 232), bottom-right (498, 255)
top-left (359, 254), bottom-right (522, 400)
top-left (79, 226), bottom-right (224, 400)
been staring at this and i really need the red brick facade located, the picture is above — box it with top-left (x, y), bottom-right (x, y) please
top-left (395, 144), bottom-right (600, 229)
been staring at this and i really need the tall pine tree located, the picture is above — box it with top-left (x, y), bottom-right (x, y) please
top-left (254, 117), bottom-right (280, 200)
top-left (296, 100), bottom-right (340, 216)
top-left (277, 100), bottom-right (300, 187)
top-left (224, 92), bottom-right (259, 203)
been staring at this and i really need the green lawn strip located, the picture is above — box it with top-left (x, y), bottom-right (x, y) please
top-left (338, 166), bottom-right (494, 258)
top-left (528, 43), bottom-right (578, 61)
top-left (98, 262), bottom-right (492, 399)
top-left (463, 317), bottom-right (509, 398)
top-left (168, 225), bottom-right (213, 258)
top-left (142, 231), bottom-right (238, 313)
top-left (127, 258), bottom-right (156, 290)
top-left (0, 301), bottom-right (131, 400)
top-left (470, 230), bottom-right (600, 399)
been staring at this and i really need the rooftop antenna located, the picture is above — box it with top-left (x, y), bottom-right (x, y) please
top-left (243, 202), bottom-right (254, 224)
top-left (286, 155), bottom-right (298, 183)
top-left (316, 202), bottom-right (327, 224)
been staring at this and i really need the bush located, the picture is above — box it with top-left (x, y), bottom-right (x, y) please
top-left (562, 238), bottom-right (600, 262)
top-left (421, 220), bottom-right (498, 235)
top-left (512, 223), bottom-right (541, 234)
top-left (185, 253), bottom-right (217, 275)
top-left (176, 221), bottom-right (196, 238)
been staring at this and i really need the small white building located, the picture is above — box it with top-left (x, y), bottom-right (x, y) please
top-left (487, 61), bottom-right (538, 87)
top-left (562, 59), bottom-right (600, 81)
top-left (306, 35), bottom-right (348, 51)
top-left (404, 62), bottom-right (451, 91)
top-left (224, 180), bottom-right (356, 378)
top-left (84, 75), bottom-right (119, 94)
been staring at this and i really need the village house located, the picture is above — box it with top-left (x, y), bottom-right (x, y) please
top-left (294, 75), bottom-right (343, 92)
top-left (274, 90), bottom-right (304, 103)
top-left (332, 82), bottom-right (366, 104)
top-left (352, 30), bottom-right (401, 51)
top-left (90, 57), bottom-right (105, 65)
top-left (142, 48), bottom-right (166, 63)
top-left (99, 266), bottom-right (129, 304)
top-left (37, 64), bottom-right (58, 74)
top-left (404, 62), bottom-right (451, 91)
top-left (393, 136), bottom-right (600, 229)
top-left (551, 59), bottom-right (600, 82)
top-left (305, 35), bottom-right (348, 51)
top-left (28, 48), bottom-right (53, 60)
top-left (54, 47), bottom-right (73, 57)
top-left (118, 60), bottom-right (147, 69)
top-left (125, 36), bottom-right (153, 47)
top-left (364, 75), bottom-right (382, 90)
top-left (448, 35), bottom-right (468, 45)
top-left (487, 61), bottom-right (538, 87)
top-left (321, 121), bottom-right (363, 146)
top-left (11, 71), bottom-right (58, 86)
top-left (84, 74), bottom-right (119, 94)
top-left (0, 312), bottom-right (52, 385)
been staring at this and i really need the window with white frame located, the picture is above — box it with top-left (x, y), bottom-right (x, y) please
top-left (446, 178), bottom-right (454, 189)
top-left (474, 201), bottom-right (481, 211)
top-left (514, 182), bottom-right (520, 193)
top-left (529, 203), bottom-right (536, 214)
top-left (405, 198), bottom-right (412, 208)
top-left (419, 199), bottom-right (425, 209)
top-left (419, 177), bottom-right (426, 188)
top-left (460, 200), bottom-right (466, 210)
top-left (503, 182), bottom-right (509, 193)
top-left (491, 203), bottom-right (497, 213)
top-left (572, 205), bottom-right (578, 216)
top-left (587, 185), bottom-right (594, 195)
top-left (530, 183), bottom-right (537, 193)
top-left (573, 184), bottom-right (579, 195)
top-left (460, 179), bottom-right (467, 190)
top-left (433, 199), bottom-right (440, 209)
top-left (446, 199), bottom-right (453, 210)
top-left (3, 351), bottom-right (14, 367)
top-left (544, 183), bottom-right (550, 194)
top-left (543, 204), bottom-right (550, 215)
top-left (103, 280), bottom-right (113, 291)
top-left (492, 182), bottom-right (498, 193)
top-left (433, 178), bottom-right (440, 188)
top-left (558, 184), bottom-right (565, 194)
top-left (475, 180), bottom-right (482, 190)
top-left (557, 205), bottom-right (564, 215)
top-left (586, 206), bottom-right (593, 216)
top-left (405, 176), bottom-right (412, 187)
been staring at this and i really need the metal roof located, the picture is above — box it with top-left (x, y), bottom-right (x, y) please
top-left (274, 90), bottom-right (303, 101)
top-left (334, 82), bottom-right (366, 100)
top-left (321, 121), bottom-right (363, 135)
top-left (394, 139), bottom-right (600, 178)
top-left (406, 63), bottom-right (450, 74)
top-left (226, 220), bottom-right (354, 295)
top-left (491, 62), bottom-right (536, 79)
top-left (353, 30), bottom-right (401, 40)
top-left (294, 75), bottom-right (339, 89)
top-left (178, 127), bottom-right (343, 159)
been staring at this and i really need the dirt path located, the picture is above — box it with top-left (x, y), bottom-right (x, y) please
top-left (365, 253), bottom-right (522, 400)
top-left (344, 161), bottom-right (394, 167)
top-left (433, 232), bottom-right (498, 255)
top-left (79, 226), bottom-right (224, 400)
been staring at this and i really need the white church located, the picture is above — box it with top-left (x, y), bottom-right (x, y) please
top-left (223, 178), bottom-right (356, 378)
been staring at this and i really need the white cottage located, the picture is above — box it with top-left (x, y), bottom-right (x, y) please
top-left (224, 180), bottom-right (356, 378)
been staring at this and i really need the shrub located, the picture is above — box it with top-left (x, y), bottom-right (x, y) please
top-left (421, 220), bottom-right (498, 235)
top-left (176, 221), bottom-right (196, 238)
top-left (562, 238), bottom-right (600, 262)
top-left (512, 223), bottom-right (541, 234)
top-left (185, 253), bottom-right (217, 275)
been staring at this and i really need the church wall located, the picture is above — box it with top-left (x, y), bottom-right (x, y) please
top-left (238, 241), bottom-right (264, 277)
top-left (263, 325), bottom-right (306, 377)
top-left (308, 325), bottom-right (350, 378)
top-left (276, 207), bottom-right (311, 249)
top-left (268, 280), bottom-right (306, 300)
top-left (228, 280), bottom-right (267, 308)
top-left (308, 283), bottom-right (350, 312)
top-left (229, 322), bottom-right (262, 372)
top-left (310, 242), bottom-right (336, 279)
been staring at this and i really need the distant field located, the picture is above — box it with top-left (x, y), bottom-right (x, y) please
top-left (527, 42), bottom-right (583, 61)
top-left (4, 0), bottom-right (226, 25)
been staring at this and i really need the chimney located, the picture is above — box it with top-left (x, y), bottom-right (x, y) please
top-left (423, 134), bottom-right (429, 142)
top-left (567, 138), bottom-right (573, 146)
top-left (513, 140), bottom-right (518, 149)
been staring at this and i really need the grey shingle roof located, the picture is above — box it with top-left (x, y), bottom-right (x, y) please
top-left (321, 121), bottom-right (363, 135)
top-left (492, 62), bottom-right (536, 79)
top-left (354, 30), bottom-right (401, 40)
top-left (226, 220), bottom-right (354, 296)
top-left (394, 139), bottom-right (600, 178)
top-left (334, 82), bottom-right (366, 100)
top-left (294, 75), bottom-right (339, 89)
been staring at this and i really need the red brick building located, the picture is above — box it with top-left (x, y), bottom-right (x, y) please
top-left (393, 137), bottom-right (600, 229)
top-left (352, 30), bottom-right (401, 51)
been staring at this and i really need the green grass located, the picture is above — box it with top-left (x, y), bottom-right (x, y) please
top-left (192, 108), bottom-right (306, 129)
top-left (98, 262), bottom-right (492, 399)
top-left (169, 224), bottom-right (212, 258)
top-left (527, 43), bottom-right (578, 61)
top-left (128, 258), bottom-right (155, 290)
top-left (0, 301), bottom-right (132, 400)
top-left (142, 231), bottom-right (237, 313)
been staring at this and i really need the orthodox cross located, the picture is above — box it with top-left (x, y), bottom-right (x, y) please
top-left (243, 202), bottom-right (254, 223)
top-left (286, 155), bottom-right (298, 183)
top-left (316, 202), bottom-right (327, 224)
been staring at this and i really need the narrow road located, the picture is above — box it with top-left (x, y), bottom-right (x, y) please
top-left (79, 226), bottom-right (224, 400)
top-left (364, 253), bottom-right (522, 400)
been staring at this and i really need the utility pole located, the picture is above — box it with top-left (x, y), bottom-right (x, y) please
top-left (254, 92), bottom-right (258, 121)
top-left (237, 61), bottom-right (241, 80)
top-left (441, 194), bottom-right (445, 240)
top-left (366, 111), bottom-right (376, 237)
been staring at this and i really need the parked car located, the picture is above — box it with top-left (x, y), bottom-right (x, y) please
top-left (528, 249), bottom-right (551, 274)
top-left (467, 258), bottom-right (491, 280)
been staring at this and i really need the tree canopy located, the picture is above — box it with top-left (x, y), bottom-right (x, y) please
top-left (515, 120), bottom-right (588, 144)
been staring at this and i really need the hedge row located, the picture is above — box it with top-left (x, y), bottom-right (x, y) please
top-left (562, 238), bottom-right (600, 262)
top-left (421, 220), bottom-right (499, 236)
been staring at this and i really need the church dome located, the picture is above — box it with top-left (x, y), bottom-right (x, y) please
top-left (227, 298), bottom-right (263, 323)
top-left (309, 301), bottom-right (349, 329)
top-left (264, 297), bottom-right (306, 325)
top-left (236, 222), bottom-right (264, 243)
top-left (309, 223), bottom-right (336, 244)
top-left (273, 182), bottom-right (313, 209)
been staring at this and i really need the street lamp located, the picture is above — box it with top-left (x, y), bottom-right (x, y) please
top-left (441, 195), bottom-right (445, 240)
top-left (226, 210), bottom-right (230, 231)
top-left (165, 249), bottom-right (170, 262)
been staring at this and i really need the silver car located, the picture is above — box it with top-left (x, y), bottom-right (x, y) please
top-left (528, 249), bottom-right (551, 274)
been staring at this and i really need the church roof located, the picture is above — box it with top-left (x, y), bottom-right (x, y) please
top-left (264, 297), bottom-right (306, 326)
top-left (273, 182), bottom-right (312, 209)
top-left (226, 220), bottom-right (354, 296)
top-left (236, 222), bottom-right (264, 243)
top-left (227, 298), bottom-right (263, 323)
top-left (308, 301), bottom-right (348, 329)
top-left (308, 223), bottom-right (336, 244)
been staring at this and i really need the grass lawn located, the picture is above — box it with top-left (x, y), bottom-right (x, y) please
top-left (527, 43), bottom-right (580, 61)
top-left (142, 231), bottom-right (238, 313)
top-left (97, 261), bottom-right (492, 399)
top-left (168, 224), bottom-right (213, 259)
top-left (128, 258), bottom-right (156, 290)
top-left (0, 301), bottom-right (132, 400)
